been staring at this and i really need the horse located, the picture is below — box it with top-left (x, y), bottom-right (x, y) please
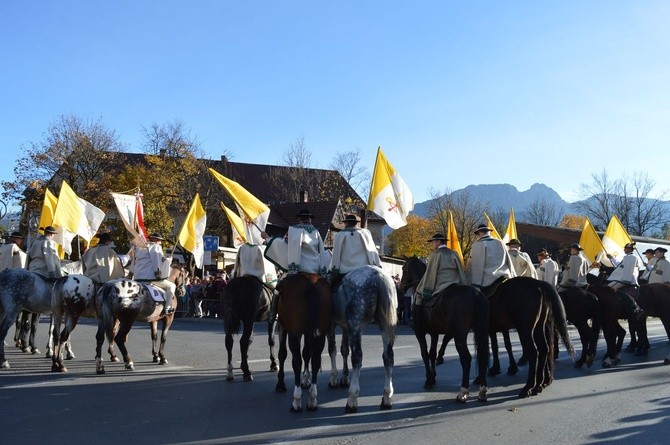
top-left (14, 310), bottom-right (41, 354)
top-left (94, 265), bottom-right (186, 374)
top-left (488, 277), bottom-right (574, 398)
top-left (220, 275), bottom-right (277, 382)
top-left (587, 283), bottom-right (642, 367)
top-left (628, 283), bottom-right (670, 359)
top-left (0, 268), bottom-right (72, 369)
top-left (329, 265), bottom-right (398, 412)
top-left (274, 272), bottom-right (331, 413)
top-left (399, 257), bottom-right (489, 402)
top-left (557, 288), bottom-right (601, 368)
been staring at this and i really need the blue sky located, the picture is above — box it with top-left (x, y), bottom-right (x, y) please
top-left (2, 1), bottom-right (669, 208)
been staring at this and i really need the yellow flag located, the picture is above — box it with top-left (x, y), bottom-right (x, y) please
top-left (39, 188), bottom-right (58, 231)
top-left (502, 208), bottom-right (517, 244)
top-left (208, 168), bottom-right (269, 244)
top-left (367, 147), bottom-right (414, 229)
top-left (177, 194), bottom-right (207, 269)
top-left (220, 203), bottom-right (247, 247)
top-left (447, 210), bottom-right (464, 267)
top-left (601, 215), bottom-right (633, 267)
top-left (579, 217), bottom-right (605, 263)
top-left (483, 212), bottom-right (502, 240)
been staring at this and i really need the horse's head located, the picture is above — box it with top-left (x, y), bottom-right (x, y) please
top-left (399, 256), bottom-right (427, 294)
top-left (169, 264), bottom-right (188, 298)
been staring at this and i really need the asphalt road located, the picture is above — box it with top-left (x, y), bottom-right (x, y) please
top-left (1, 316), bottom-right (669, 445)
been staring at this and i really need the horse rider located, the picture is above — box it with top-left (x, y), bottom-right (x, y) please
top-left (605, 242), bottom-right (642, 291)
top-left (0, 232), bottom-right (27, 271)
top-left (536, 248), bottom-right (559, 289)
top-left (27, 225), bottom-right (63, 280)
top-left (328, 213), bottom-right (381, 287)
top-left (81, 232), bottom-right (125, 290)
top-left (648, 247), bottom-right (670, 284)
top-left (557, 243), bottom-right (590, 291)
top-left (506, 238), bottom-right (538, 279)
top-left (467, 223), bottom-right (515, 295)
top-left (129, 233), bottom-right (176, 315)
top-left (638, 248), bottom-right (656, 284)
top-left (415, 233), bottom-right (468, 303)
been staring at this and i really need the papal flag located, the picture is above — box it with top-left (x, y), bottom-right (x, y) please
top-left (220, 203), bottom-right (247, 248)
top-left (52, 181), bottom-right (105, 255)
top-left (177, 194), bottom-right (207, 269)
top-left (501, 208), bottom-right (518, 245)
top-left (209, 168), bottom-right (269, 245)
top-left (600, 215), bottom-right (633, 267)
top-left (38, 188), bottom-right (58, 232)
top-left (483, 212), bottom-right (502, 240)
top-left (579, 217), bottom-right (605, 264)
top-left (367, 147), bottom-right (414, 229)
top-left (447, 210), bottom-right (464, 267)
top-left (111, 191), bottom-right (149, 247)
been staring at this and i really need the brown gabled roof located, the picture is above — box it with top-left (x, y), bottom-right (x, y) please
top-left (267, 200), bottom-right (341, 239)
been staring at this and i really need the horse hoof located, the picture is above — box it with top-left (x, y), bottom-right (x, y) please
top-left (328, 381), bottom-right (338, 389)
top-left (270, 364), bottom-right (278, 372)
top-left (507, 366), bottom-right (518, 376)
top-left (290, 405), bottom-right (303, 413)
top-left (111, 357), bottom-right (120, 363)
top-left (226, 376), bottom-right (234, 382)
top-left (153, 357), bottom-right (159, 363)
top-left (45, 352), bottom-right (52, 358)
top-left (423, 382), bottom-right (435, 390)
top-left (96, 369), bottom-right (105, 375)
top-left (339, 380), bottom-right (350, 389)
top-left (436, 357), bottom-right (444, 366)
top-left (65, 355), bottom-right (75, 360)
top-left (276, 383), bottom-right (287, 393)
top-left (664, 359), bottom-right (670, 365)
top-left (518, 388), bottom-right (531, 399)
top-left (345, 404), bottom-right (358, 414)
top-left (306, 405), bottom-right (318, 412)
top-left (380, 400), bottom-right (392, 410)
top-left (31, 349), bottom-right (40, 355)
top-left (574, 361), bottom-right (584, 369)
top-left (243, 374), bottom-right (253, 382)
top-left (125, 363), bottom-right (134, 371)
top-left (300, 383), bottom-right (310, 389)
top-left (602, 361), bottom-right (612, 369)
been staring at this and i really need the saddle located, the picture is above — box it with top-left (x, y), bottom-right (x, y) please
top-left (480, 276), bottom-right (507, 298)
top-left (137, 282), bottom-right (168, 304)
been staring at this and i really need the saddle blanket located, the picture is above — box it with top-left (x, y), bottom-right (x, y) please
top-left (140, 283), bottom-right (167, 303)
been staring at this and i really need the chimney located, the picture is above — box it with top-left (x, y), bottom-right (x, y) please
top-left (300, 190), bottom-right (308, 202)
top-left (221, 155), bottom-right (228, 163)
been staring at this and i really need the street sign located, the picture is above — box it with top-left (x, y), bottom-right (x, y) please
top-left (203, 235), bottom-right (219, 252)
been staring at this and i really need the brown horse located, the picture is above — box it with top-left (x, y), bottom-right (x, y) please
top-left (629, 283), bottom-right (670, 360)
top-left (587, 284), bottom-right (642, 368)
top-left (274, 272), bottom-right (331, 412)
top-left (94, 265), bottom-right (186, 374)
top-left (488, 277), bottom-right (574, 398)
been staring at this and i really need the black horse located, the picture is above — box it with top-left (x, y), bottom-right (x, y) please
top-left (220, 275), bottom-right (277, 382)
top-left (557, 288), bottom-right (601, 368)
top-left (628, 283), bottom-right (670, 359)
top-left (400, 257), bottom-right (489, 402)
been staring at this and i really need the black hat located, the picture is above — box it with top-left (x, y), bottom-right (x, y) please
top-left (149, 233), bottom-right (164, 241)
top-left (427, 233), bottom-right (446, 242)
top-left (506, 238), bottom-right (522, 246)
top-left (643, 248), bottom-right (655, 255)
top-left (44, 226), bottom-right (57, 235)
top-left (9, 232), bottom-right (23, 239)
top-left (569, 243), bottom-right (584, 251)
top-left (537, 248), bottom-right (550, 257)
top-left (474, 224), bottom-right (491, 234)
top-left (97, 233), bottom-right (113, 243)
top-left (654, 247), bottom-right (668, 254)
top-left (295, 209), bottom-right (315, 220)
top-left (342, 214), bottom-right (360, 224)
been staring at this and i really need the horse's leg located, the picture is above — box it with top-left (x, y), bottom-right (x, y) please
top-left (225, 325), bottom-right (235, 381)
top-left (29, 313), bottom-right (40, 355)
top-left (517, 322), bottom-right (539, 399)
top-left (289, 333), bottom-right (304, 413)
top-left (436, 334), bottom-right (449, 365)
top-left (13, 312), bottom-right (23, 347)
top-left (150, 321), bottom-right (159, 363)
top-left (240, 320), bottom-right (254, 381)
top-left (307, 334), bottom-right (326, 411)
top-left (613, 322), bottom-right (626, 364)
top-left (340, 328), bottom-right (350, 388)
top-left (300, 336), bottom-right (311, 389)
top-left (108, 319), bottom-right (119, 362)
top-left (1, 308), bottom-right (21, 368)
top-left (345, 329), bottom-right (363, 413)
top-left (18, 311), bottom-right (30, 352)
top-left (95, 319), bottom-right (107, 374)
top-left (487, 332), bottom-right (501, 377)
top-left (380, 326), bottom-right (395, 410)
top-left (573, 322), bottom-right (590, 368)
top-left (534, 308), bottom-right (552, 393)
top-left (156, 316), bottom-right (173, 365)
top-left (275, 326), bottom-right (288, 393)
top-left (114, 319), bottom-right (135, 370)
top-left (428, 333), bottom-right (440, 387)
top-left (327, 327), bottom-right (339, 388)
top-left (454, 330), bottom-right (472, 403)
top-left (268, 316), bottom-right (277, 372)
top-left (503, 330), bottom-right (519, 375)
top-left (633, 316), bottom-right (649, 356)
top-left (415, 329), bottom-right (434, 389)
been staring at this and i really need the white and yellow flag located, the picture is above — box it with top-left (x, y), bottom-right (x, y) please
top-left (447, 210), bottom-right (464, 267)
top-left (52, 181), bottom-right (105, 255)
top-left (367, 147), bottom-right (414, 229)
top-left (209, 168), bottom-right (269, 245)
top-left (220, 203), bottom-right (247, 248)
top-left (600, 215), bottom-right (633, 267)
top-left (177, 194), bottom-right (207, 269)
top-left (502, 208), bottom-right (518, 245)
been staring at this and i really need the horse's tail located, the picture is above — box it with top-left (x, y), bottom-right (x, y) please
top-left (51, 277), bottom-right (66, 315)
top-left (99, 285), bottom-right (117, 344)
top-left (221, 284), bottom-right (240, 334)
top-left (307, 277), bottom-right (320, 337)
top-left (377, 269), bottom-right (398, 328)
top-left (586, 290), bottom-right (601, 338)
top-left (472, 287), bottom-right (490, 378)
top-left (541, 281), bottom-right (575, 357)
